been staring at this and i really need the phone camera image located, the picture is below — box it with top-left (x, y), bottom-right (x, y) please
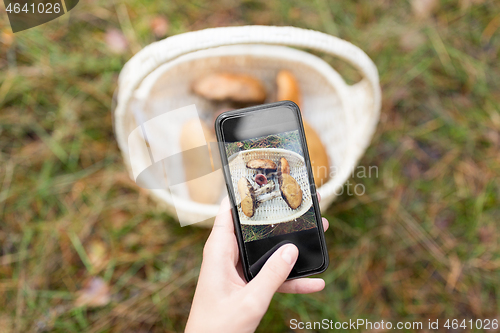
top-left (217, 102), bottom-right (328, 280)
top-left (225, 130), bottom-right (316, 243)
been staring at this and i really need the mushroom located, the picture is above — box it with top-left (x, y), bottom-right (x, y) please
top-left (192, 73), bottom-right (266, 103)
top-left (255, 174), bottom-right (267, 186)
top-left (278, 173), bottom-right (303, 210)
top-left (246, 159), bottom-right (277, 172)
top-left (247, 159), bottom-right (278, 187)
top-left (254, 180), bottom-right (276, 196)
top-left (238, 177), bottom-right (256, 217)
top-left (238, 177), bottom-right (277, 217)
top-left (278, 157), bottom-right (290, 175)
top-left (276, 70), bottom-right (301, 107)
top-left (276, 70), bottom-right (330, 188)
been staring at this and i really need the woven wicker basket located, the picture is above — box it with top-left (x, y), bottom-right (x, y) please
top-left (229, 148), bottom-right (312, 225)
top-left (113, 26), bottom-right (381, 227)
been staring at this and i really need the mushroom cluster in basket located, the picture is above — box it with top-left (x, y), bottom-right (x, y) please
top-left (238, 158), bottom-right (303, 218)
top-left (179, 70), bottom-right (329, 205)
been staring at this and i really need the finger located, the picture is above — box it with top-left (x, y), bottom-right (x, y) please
top-left (277, 278), bottom-right (325, 294)
top-left (246, 244), bottom-right (298, 306)
top-left (211, 196), bottom-right (233, 233)
top-left (203, 197), bottom-right (239, 265)
top-left (322, 217), bottom-right (329, 232)
top-left (317, 191), bottom-right (321, 202)
top-left (206, 197), bottom-right (234, 244)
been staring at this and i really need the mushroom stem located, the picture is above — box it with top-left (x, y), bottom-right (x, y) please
top-left (252, 171), bottom-right (277, 184)
top-left (254, 180), bottom-right (275, 196)
top-left (266, 171), bottom-right (278, 178)
top-left (256, 190), bottom-right (281, 203)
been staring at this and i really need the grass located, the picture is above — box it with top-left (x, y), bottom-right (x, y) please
top-left (225, 130), bottom-right (303, 157)
top-left (0, 0), bottom-right (499, 332)
top-left (242, 208), bottom-right (317, 243)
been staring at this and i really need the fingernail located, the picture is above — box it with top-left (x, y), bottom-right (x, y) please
top-left (281, 245), bottom-right (297, 265)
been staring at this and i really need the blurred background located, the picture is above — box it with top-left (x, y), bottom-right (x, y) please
top-left (1, 0), bottom-right (499, 332)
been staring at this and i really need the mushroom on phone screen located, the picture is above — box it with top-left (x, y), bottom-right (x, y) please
top-left (246, 159), bottom-right (277, 172)
top-left (279, 173), bottom-right (303, 209)
top-left (254, 174), bottom-right (268, 186)
top-left (238, 177), bottom-right (278, 217)
top-left (247, 159), bottom-right (278, 187)
top-left (238, 177), bottom-right (256, 217)
top-left (278, 157), bottom-right (290, 175)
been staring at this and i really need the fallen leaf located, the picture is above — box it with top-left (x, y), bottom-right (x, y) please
top-left (0, 314), bottom-right (13, 333)
top-left (478, 225), bottom-right (495, 244)
top-left (460, 0), bottom-right (485, 11)
top-left (108, 209), bottom-right (130, 229)
top-left (71, 180), bottom-right (86, 201)
top-left (150, 16), bottom-right (169, 38)
top-left (104, 28), bottom-right (128, 54)
top-left (400, 29), bottom-right (426, 52)
top-left (411, 0), bottom-right (439, 19)
top-left (88, 239), bottom-right (108, 272)
top-left (1, 28), bottom-right (14, 47)
top-left (75, 277), bottom-right (111, 308)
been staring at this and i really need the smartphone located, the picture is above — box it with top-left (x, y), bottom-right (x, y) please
top-left (215, 101), bottom-right (329, 281)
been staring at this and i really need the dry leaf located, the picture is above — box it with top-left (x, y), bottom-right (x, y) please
top-left (411, 0), bottom-right (439, 19)
top-left (460, 0), bottom-right (485, 11)
top-left (478, 225), bottom-right (495, 244)
top-left (71, 180), bottom-right (86, 201)
top-left (88, 239), bottom-right (108, 272)
top-left (150, 16), bottom-right (169, 38)
top-left (75, 277), bottom-right (111, 308)
top-left (192, 73), bottom-right (266, 103)
top-left (400, 29), bottom-right (426, 52)
top-left (108, 209), bottom-right (130, 229)
top-left (1, 28), bottom-right (14, 47)
top-left (0, 314), bottom-right (13, 333)
top-left (104, 28), bottom-right (128, 54)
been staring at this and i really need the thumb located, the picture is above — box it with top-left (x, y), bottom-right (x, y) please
top-left (246, 244), bottom-right (298, 305)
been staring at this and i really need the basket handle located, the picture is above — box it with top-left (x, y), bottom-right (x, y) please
top-left (115, 26), bottom-right (381, 164)
top-left (118, 25), bottom-right (380, 111)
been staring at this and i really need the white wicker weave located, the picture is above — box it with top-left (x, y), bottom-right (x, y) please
top-left (228, 149), bottom-right (312, 225)
top-left (113, 26), bottom-right (381, 227)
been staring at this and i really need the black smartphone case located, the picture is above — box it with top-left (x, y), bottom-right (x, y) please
top-left (215, 101), bottom-right (329, 282)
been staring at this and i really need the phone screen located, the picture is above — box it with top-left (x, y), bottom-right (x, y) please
top-left (217, 102), bottom-right (327, 279)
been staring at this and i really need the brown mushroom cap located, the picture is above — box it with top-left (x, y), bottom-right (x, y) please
top-left (192, 73), bottom-right (266, 103)
top-left (278, 157), bottom-right (290, 176)
top-left (276, 70), bottom-right (301, 107)
top-left (279, 173), bottom-right (303, 209)
top-left (238, 177), bottom-right (256, 217)
top-left (246, 159), bottom-right (277, 171)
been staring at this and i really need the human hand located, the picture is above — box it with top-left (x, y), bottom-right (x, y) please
top-left (185, 194), bottom-right (329, 333)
